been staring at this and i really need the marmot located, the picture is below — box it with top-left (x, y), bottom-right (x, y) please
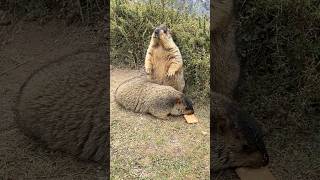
top-left (115, 76), bottom-right (193, 119)
top-left (211, 92), bottom-right (269, 172)
top-left (14, 51), bottom-right (108, 164)
top-left (144, 25), bottom-right (185, 92)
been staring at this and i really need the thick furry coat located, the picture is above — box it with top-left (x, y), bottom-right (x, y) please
top-left (115, 76), bottom-right (193, 119)
top-left (14, 51), bottom-right (108, 164)
top-left (144, 25), bottom-right (185, 92)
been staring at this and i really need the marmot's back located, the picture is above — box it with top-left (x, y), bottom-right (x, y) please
top-left (115, 76), bottom-right (179, 112)
top-left (15, 51), bottom-right (108, 163)
top-left (114, 76), bottom-right (148, 111)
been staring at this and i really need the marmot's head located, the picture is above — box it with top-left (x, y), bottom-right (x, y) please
top-left (170, 94), bottom-right (194, 116)
top-left (152, 25), bottom-right (173, 45)
top-left (211, 92), bottom-right (269, 171)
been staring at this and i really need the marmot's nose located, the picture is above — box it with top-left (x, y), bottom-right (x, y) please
top-left (154, 28), bottom-right (160, 35)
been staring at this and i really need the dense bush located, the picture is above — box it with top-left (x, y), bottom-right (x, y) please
top-left (1, 0), bottom-right (107, 22)
top-left (236, 0), bottom-right (320, 131)
top-left (110, 0), bottom-right (210, 101)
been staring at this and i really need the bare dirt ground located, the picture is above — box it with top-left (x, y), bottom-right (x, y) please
top-left (0, 20), bottom-right (106, 179)
top-left (110, 69), bottom-right (210, 179)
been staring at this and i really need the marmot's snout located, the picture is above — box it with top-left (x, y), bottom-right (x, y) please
top-left (154, 28), bottom-right (161, 37)
top-left (154, 26), bottom-right (168, 38)
top-left (185, 108), bottom-right (194, 115)
top-left (183, 96), bottom-right (194, 115)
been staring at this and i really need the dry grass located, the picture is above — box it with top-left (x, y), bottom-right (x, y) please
top-left (110, 69), bottom-right (210, 179)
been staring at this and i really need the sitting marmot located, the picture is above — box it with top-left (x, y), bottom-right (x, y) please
top-left (115, 76), bottom-right (193, 119)
top-left (144, 25), bottom-right (185, 92)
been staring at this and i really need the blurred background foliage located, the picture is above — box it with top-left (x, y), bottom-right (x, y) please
top-left (0, 0), bottom-right (107, 24)
top-left (110, 0), bottom-right (210, 102)
top-left (236, 0), bottom-right (320, 132)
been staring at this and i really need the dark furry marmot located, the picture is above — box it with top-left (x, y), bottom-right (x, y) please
top-left (14, 51), bottom-right (108, 163)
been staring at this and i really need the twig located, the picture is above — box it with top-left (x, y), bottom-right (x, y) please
top-left (241, 0), bottom-right (247, 9)
top-left (95, 0), bottom-right (103, 13)
top-left (0, 61), bottom-right (29, 77)
top-left (86, 0), bottom-right (90, 24)
top-left (77, 0), bottom-right (85, 23)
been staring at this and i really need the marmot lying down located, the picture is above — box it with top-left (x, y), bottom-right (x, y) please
top-left (14, 52), bottom-right (108, 163)
top-left (211, 92), bottom-right (269, 172)
top-left (115, 76), bottom-right (193, 119)
top-left (144, 25), bottom-right (185, 92)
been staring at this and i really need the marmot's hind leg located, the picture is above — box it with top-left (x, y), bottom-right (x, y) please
top-left (177, 80), bottom-right (185, 92)
top-left (175, 75), bottom-right (185, 92)
top-left (149, 109), bottom-right (170, 120)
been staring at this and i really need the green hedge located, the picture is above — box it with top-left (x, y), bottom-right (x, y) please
top-left (236, 0), bottom-right (320, 131)
top-left (111, 0), bottom-right (210, 102)
top-left (4, 0), bottom-right (106, 22)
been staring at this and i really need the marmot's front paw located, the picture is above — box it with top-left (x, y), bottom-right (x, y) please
top-left (158, 114), bottom-right (170, 120)
top-left (167, 69), bottom-right (175, 77)
top-left (145, 68), bottom-right (152, 74)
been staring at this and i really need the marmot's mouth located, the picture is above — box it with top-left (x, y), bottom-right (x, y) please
top-left (184, 110), bottom-right (194, 115)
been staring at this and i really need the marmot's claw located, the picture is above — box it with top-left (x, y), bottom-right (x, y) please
top-left (167, 71), bottom-right (175, 77)
top-left (145, 68), bottom-right (152, 74)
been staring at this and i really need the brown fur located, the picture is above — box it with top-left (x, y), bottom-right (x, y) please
top-left (14, 52), bottom-right (108, 164)
top-left (115, 76), bottom-right (193, 119)
top-left (144, 25), bottom-right (185, 92)
top-left (211, 0), bottom-right (269, 172)
top-left (211, 92), bottom-right (268, 172)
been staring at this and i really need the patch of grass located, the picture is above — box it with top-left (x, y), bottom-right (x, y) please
top-left (110, 108), bottom-right (210, 179)
top-left (110, 0), bottom-right (210, 101)
top-left (110, 69), bottom-right (209, 179)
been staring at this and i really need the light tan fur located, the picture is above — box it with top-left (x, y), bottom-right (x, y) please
top-left (145, 25), bottom-right (185, 92)
top-left (115, 76), bottom-right (193, 119)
